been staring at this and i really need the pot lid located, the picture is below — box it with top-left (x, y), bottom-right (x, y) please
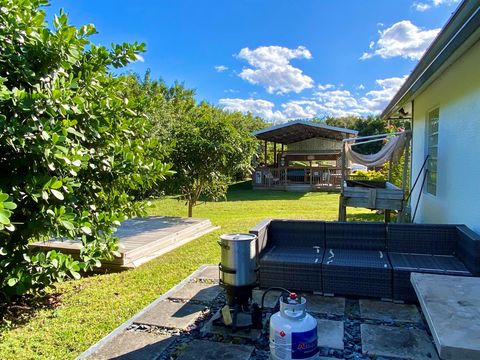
top-left (220, 233), bottom-right (256, 241)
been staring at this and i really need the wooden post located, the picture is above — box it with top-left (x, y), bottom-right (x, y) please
top-left (388, 153), bottom-right (394, 183)
top-left (341, 141), bottom-right (346, 194)
top-left (385, 210), bottom-right (391, 223)
top-left (273, 142), bottom-right (277, 168)
top-left (339, 141), bottom-right (347, 221)
top-left (402, 135), bottom-right (411, 194)
top-left (399, 134), bottom-right (411, 223)
top-left (264, 140), bottom-right (267, 165)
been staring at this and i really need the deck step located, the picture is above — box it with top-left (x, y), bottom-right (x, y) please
top-left (28, 217), bottom-right (218, 271)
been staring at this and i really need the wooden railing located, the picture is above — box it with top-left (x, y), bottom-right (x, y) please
top-left (253, 166), bottom-right (347, 189)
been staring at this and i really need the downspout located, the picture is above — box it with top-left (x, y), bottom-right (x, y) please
top-left (408, 99), bottom-right (415, 222)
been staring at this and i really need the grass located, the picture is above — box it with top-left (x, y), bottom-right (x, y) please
top-left (0, 182), bottom-right (380, 360)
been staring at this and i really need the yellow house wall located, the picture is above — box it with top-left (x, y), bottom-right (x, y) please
top-left (410, 39), bottom-right (480, 233)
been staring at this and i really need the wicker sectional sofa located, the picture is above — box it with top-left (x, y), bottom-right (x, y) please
top-left (250, 219), bottom-right (480, 302)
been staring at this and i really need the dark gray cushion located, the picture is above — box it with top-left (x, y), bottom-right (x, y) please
top-left (259, 245), bottom-right (323, 292)
top-left (389, 252), bottom-right (471, 275)
top-left (323, 248), bottom-right (391, 269)
top-left (387, 224), bottom-right (457, 255)
top-left (325, 222), bottom-right (386, 250)
top-left (268, 220), bottom-right (325, 248)
top-left (260, 245), bottom-right (324, 264)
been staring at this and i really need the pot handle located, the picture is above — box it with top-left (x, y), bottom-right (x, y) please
top-left (219, 263), bottom-right (236, 274)
top-left (217, 240), bottom-right (230, 250)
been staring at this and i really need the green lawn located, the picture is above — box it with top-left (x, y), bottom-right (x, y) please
top-left (0, 183), bottom-right (380, 360)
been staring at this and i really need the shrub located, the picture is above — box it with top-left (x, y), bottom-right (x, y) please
top-left (0, 0), bottom-right (171, 299)
top-left (349, 170), bottom-right (386, 181)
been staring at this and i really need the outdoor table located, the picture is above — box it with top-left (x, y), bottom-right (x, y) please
top-left (411, 272), bottom-right (480, 360)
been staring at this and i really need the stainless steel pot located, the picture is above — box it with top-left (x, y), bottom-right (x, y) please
top-left (218, 233), bottom-right (258, 287)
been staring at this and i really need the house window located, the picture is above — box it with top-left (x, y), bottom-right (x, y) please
top-left (426, 108), bottom-right (439, 195)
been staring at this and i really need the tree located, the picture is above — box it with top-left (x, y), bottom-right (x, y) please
top-left (164, 103), bottom-right (257, 217)
top-left (122, 72), bottom-right (266, 199)
top-left (0, 0), bottom-right (171, 298)
top-left (121, 71), bottom-right (197, 143)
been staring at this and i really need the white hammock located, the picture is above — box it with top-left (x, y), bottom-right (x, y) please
top-left (345, 132), bottom-right (407, 168)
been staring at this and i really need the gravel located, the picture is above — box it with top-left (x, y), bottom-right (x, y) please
top-left (123, 283), bottom-right (425, 360)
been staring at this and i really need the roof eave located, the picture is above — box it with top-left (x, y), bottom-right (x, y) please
top-left (382, 0), bottom-right (480, 119)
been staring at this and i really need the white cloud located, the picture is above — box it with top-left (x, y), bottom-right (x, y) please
top-left (236, 45), bottom-right (314, 94)
top-left (413, 2), bottom-right (432, 11)
top-left (413, 0), bottom-right (459, 11)
top-left (360, 76), bottom-right (407, 113)
top-left (291, 76), bottom-right (407, 118)
top-left (224, 88), bottom-right (239, 94)
top-left (317, 84), bottom-right (335, 90)
top-left (357, 84), bottom-right (365, 90)
top-left (313, 88), bottom-right (369, 117)
top-left (219, 76), bottom-right (407, 121)
top-left (361, 20), bottom-right (440, 60)
top-left (135, 54), bottom-right (145, 62)
top-left (281, 101), bottom-right (323, 119)
top-left (215, 65), bottom-right (228, 72)
top-left (219, 98), bottom-right (286, 122)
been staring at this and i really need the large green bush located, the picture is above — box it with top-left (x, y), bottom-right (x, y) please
top-left (164, 103), bottom-right (258, 217)
top-left (0, 0), bottom-right (171, 299)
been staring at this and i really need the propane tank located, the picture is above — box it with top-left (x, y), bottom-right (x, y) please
top-left (269, 293), bottom-right (318, 360)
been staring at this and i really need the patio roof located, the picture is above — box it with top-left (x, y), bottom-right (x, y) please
top-left (252, 120), bottom-right (358, 144)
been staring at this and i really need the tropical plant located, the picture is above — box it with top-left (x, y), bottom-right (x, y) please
top-left (0, 0), bottom-right (171, 298)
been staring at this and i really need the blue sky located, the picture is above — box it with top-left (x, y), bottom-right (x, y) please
top-left (48, 0), bottom-right (460, 122)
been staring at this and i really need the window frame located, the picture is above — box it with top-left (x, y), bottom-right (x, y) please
top-left (425, 107), bottom-right (439, 196)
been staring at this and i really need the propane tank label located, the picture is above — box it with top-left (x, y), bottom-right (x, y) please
top-left (291, 328), bottom-right (319, 359)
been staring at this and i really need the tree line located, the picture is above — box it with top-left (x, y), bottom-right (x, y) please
top-left (0, 0), bottom-right (264, 301)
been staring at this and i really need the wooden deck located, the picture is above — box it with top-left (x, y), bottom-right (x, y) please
top-left (29, 216), bottom-right (219, 271)
top-left (253, 166), bottom-right (344, 192)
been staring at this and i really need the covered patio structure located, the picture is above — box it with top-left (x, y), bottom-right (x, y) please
top-left (252, 120), bottom-right (358, 191)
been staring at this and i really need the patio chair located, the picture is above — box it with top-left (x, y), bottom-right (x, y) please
top-left (263, 170), bottom-right (280, 186)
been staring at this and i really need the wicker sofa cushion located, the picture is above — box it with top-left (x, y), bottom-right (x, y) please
top-left (389, 252), bottom-right (471, 275)
top-left (260, 245), bottom-right (324, 263)
top-left (268, 220), bottom-right (325, 248)
top-left (323, 248), bottom-right (390, 269)
top-left (325, 222), bottom-right (386, 250)
top-left (259, 246), bottom-right (323, 292)
top-left (322, 248), bottom-right (392, 298)
top-left (387, 224), bottom-right (458, 255)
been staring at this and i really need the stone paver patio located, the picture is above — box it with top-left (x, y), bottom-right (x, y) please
top-left (80, 264), bottom-right (440, 360)
top-left (133, 300), bottom-right (207, 330)
top-left (361, 324), bottom-right (439, 360)
top-left (89, 331), bottom-right (174, 360)
top-left (177, 340), bottom-right (254, 360)
top-left (359, 299), bottom-right (422, 323)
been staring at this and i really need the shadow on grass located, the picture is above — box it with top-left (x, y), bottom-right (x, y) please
top-left (0, 292), bottom-right (62, 332)
top-left (347, 212), bottom-right (385, 222)
top-left (225, 181), bottom-right (306, 202)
